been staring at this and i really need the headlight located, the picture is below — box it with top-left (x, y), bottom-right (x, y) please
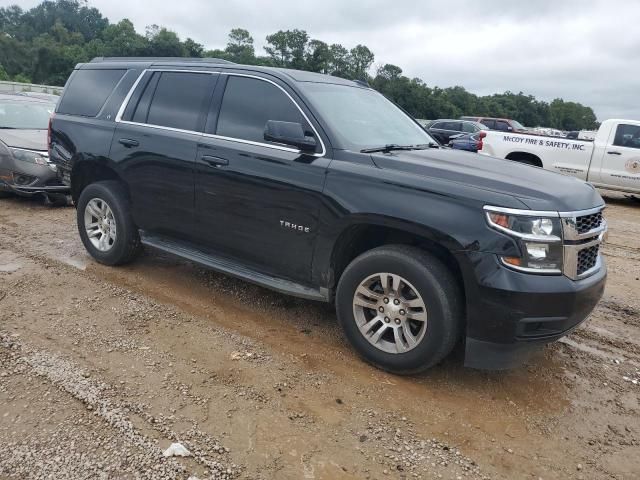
top-left (484, 206), bottom-right (563, 274)
top-left (9, 147), bottom-right (49, 166)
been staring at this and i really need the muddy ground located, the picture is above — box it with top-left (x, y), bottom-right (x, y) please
top-left (0, 191), bottom-right (638, 480)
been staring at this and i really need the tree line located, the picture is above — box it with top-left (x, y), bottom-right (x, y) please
top-left (0, 0), bottom-right (599, 130)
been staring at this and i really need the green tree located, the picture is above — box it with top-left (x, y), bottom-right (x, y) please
top-left (225, 28), bottom-right (254, 63)
top-left (264, 29), bottom-right (309, 68)
top-left (100, 19), bottom-right (147, 57)
top-left (146, 26), bottom-right (186, 57)
top-left (327, 44), bottom-right (350, 78)
top-left (348, 44), bottom-right (374, 80)
top-left (304, 39), bottom-right (331, 73)
top-left (0, 64), bottom-right (9, 81)
top-left (183, 38), bottom-right (204, 57)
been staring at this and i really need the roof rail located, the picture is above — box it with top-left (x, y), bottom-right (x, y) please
top-left (90, 57), bottom-right (233, 64)
top-left (353, 79), bottom-right (370, 88)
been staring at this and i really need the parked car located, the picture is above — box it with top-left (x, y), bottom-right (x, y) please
top-left (0, 93), bottom-right (69, 203)
top-left (448, 131), bottom-right (486, 152)
top-left (16, 91), bottom-right (60, 103)
top-left (424, 119), bottom-right (486, 144)
top-left (480, 119), bottom-right (640, 195)
top-left (461, 116), bottom-right (528, 133)
top-left (51, 58), bottom-right (606, 373)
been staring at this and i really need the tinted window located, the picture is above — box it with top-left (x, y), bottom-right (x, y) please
top-left (431, 122), bottom-right (445, 129)
top-left (462, 122), bottom-right (477, 133)
top-left (130, 72), bottom-right (160, 124)
top-left (217, 76), bottom-right (307, 144)
top-left (481, 119), bottom-right (496, 129)
top-left (145, 72), bottom-right (213, 131)
top-left (445, 121), bottom-right (462, 131)
top-left (58, 69), bottom-right (125, 117)
top-left (613, 124), bottom-right (640, 149)
top-left (496, 121), bottom-right (511, 131)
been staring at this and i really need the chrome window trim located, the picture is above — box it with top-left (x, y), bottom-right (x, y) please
top-left (114, 68), bottom-right (326, 157)
top-left (114, 69), bottom-right (147, 122)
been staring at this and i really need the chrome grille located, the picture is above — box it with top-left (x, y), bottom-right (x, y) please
top-left (576, 211), bottom-right (603, 234)
top-left (561, 206), bottom-right (606, 280)
top-left (577, 244), bottom-right (599, 275)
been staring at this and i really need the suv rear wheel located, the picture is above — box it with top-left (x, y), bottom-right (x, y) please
top-left (336, 245), bottom-right (462, 374)
top-left (76, 181), bottom-right (141, 265)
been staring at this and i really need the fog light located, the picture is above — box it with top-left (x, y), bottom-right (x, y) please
top-left (525, 243), bottom-right (548, 260)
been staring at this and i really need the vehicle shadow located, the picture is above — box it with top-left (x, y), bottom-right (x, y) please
top-left (102, 248), bottom-right (570, 415)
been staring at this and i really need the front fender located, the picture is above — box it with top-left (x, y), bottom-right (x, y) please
top-left (312, 161), bottom-right (521, 288)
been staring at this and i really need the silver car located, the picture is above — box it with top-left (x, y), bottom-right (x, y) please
top-left (0, 93), bottom-right (69, 203)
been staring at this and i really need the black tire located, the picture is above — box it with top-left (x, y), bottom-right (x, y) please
top-left (76, 181), bottom-right (141, 265)
top-left (336, 245), bottom-right (463, 375)
top-left (0, 190), bottom-right (13, 198)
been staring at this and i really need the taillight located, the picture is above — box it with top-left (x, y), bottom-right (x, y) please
top-left (477, 131), bottom-right (486, 151)
top-left (47, 113), bottom-right (54, 156)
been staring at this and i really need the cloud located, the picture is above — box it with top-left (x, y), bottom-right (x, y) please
top-left (3, 0), bottom-right (637, 121)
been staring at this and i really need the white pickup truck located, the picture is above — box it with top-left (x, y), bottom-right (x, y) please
top-left (480, 119), bottom-right (640, 194)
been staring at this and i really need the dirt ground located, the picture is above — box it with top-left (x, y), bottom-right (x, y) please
top-left (0, 191), bottom-right (638, 480)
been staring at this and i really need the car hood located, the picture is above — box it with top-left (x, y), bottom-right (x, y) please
top-left (0, 129), bottom-right (47, 151)
top-left (369, 148), bottom-right (603, 212)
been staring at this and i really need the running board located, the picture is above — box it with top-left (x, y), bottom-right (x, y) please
top-left (139, 231), bottom-right (327, 302)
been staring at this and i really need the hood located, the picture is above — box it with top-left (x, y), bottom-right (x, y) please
top-left (0, 129), bottom-right (47, 151)
top-left (370, 148), bottom-right (603, 212)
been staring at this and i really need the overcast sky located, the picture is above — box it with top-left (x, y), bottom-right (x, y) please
top-left (5, 0), bottom-right (638, 121)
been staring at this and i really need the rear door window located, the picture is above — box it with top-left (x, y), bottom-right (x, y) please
top-left (613, 124), bottom-right (640, 149)
top-left (496, 121), bottom-right (511, 131)
top-left (142, 72), bottom-right (214, 132)
top-left (481, 119), bottom-right (496, 129)
top-left (57, 69), bottom-right (125, 117)
top-left (462, 122), bottom-right (477, 133)
top-left (216, 75), bottom-right (308, 144)
top-left (440, 121), bottom-right (461, 131)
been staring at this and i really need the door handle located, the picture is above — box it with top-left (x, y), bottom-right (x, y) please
top-left (118, 138), bottom-right (139, 148)
top-left (201, 155), bottom-right (229, 168)
top-left (607, 151), bottom-right (621, 155)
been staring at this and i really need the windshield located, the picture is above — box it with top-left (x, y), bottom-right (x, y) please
top-left (0, 101), bottom-right (55, 129)
top-left (511, 120), bottom-right (527, 130)
top-left (300, 83), bottom-right (435, 151)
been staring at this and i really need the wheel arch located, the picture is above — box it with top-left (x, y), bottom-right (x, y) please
top-left (505, 151), bottom-right (544, 167)
top-left (321, 217), bottom-right (466, 306)
top-left (70, 159), bottom-right (128, 204)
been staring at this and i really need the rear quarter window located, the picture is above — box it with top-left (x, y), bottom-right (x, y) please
top-left (57, 69), bottom-right (125, 117)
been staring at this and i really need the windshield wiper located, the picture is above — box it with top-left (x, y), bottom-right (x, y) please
top-left (0, 127), bottom-right (16, 129)
top-left (360, 143), bottom-right (437, 153)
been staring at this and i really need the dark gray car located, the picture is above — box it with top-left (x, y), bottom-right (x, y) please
top-left (0, 93), bottom-right (69, 202)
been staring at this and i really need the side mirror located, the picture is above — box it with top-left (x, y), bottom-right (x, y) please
top-left (264, 120), bottom-right (317, 152)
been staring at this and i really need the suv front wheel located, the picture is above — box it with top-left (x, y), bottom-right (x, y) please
top-left (76, 181), bottom-right (141, 265)
top-left (336, 245), bottom-right (462, 374)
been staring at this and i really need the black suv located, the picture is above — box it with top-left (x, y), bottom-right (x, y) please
top-left (50, 58), bottom-right (607, 373)
top-left (424, 119), bottom-right (486, 145)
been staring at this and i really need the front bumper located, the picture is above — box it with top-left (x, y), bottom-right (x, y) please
top-left (0, 166), bottom-right (70, 197)
top-left (459, 251), bottom-right (606, 370)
